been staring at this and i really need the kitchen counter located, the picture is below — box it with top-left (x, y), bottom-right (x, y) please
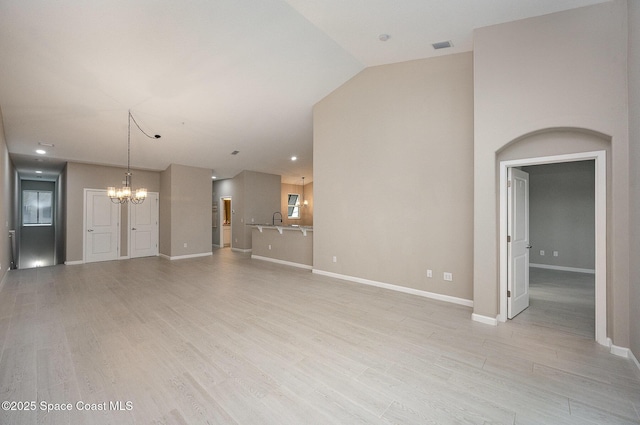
top-left (250, 224), bottom-right (313, 269)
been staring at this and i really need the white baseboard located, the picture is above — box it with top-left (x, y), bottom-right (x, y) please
top-left (610, 343), bottom-right (631, 358)
top-left (231, 248), bottom-right (252, 253)
top-left (64, 260), bottom-right (83, 265)
top-left (119, 256), bottom-right (130, 260)
top-left (606, 339), bottom-right (640, 371)
top-left (530, 263), bottom-right (595, 274)
top-left (212, 244), bottom-right (221, 248)
top-left (630, 349), bottom-right (640, 372)
top-left (471, 313), bottom-right (498, 326)
top-left (251, 255), bottom-right (312, 270)
top-left (312, 269), bottom-right (473, 308)
top-left (159, 252), bottom-right (213, 261)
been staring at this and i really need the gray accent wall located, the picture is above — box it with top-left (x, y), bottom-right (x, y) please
top-left (628, 0), bottom-right (640, 362)
top-left (314, 52), bottom-right (474, 301)
top-left (0, 107), bottom-right (15, 281)
top-left (522, 161), bottom-right (595, 271)
top-left (473, 1), bottom-right (630, 346)
top-left (230, 170), bottom-right (281, 251)
top-left (159, 164), bottom-right (212, 258)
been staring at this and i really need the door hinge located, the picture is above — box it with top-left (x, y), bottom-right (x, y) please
top-left (507, 290), bottom-right (511, 298)
top-left (507, 235), bottom-right (511, 243)
top-left (507, 180), bottom-right (511, 188)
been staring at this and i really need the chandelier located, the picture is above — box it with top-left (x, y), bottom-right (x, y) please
top-left (107, 110), bottom-right (160, 204)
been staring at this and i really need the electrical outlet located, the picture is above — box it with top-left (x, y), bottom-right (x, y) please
top-left (183, 243), bottom-right (187, 248)
top-left (332, 256), bottom-right (337, 263)
top-left (268, 244), bottom-right (271, 250)
top-left (427, 269), bottom-right (433, 278)
top-left (553, 251), bottom-right (559, 257)
top-left (540, 250), bottom-right (545, 256)
top-left (443, 272), bottom-right (453, 281)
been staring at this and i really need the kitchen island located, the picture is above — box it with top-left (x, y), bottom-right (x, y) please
top-left (250, 224), bottom-right (313, 269)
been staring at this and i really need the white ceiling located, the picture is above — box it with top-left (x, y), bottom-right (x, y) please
top-left (0, 0), bottom-right (609, 183)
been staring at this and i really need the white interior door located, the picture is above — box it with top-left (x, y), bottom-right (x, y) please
top-left (130, 192), bottom-right (159, 258)
top-left (85, 189), bottom-right (119, 263)
top-left (508, 168), bottom-right (531, 318)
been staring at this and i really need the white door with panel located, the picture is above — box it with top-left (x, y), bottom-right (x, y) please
top-left (85, 189), bottom-right (120, 263)
top-left (130, 192), bottom-right (159, 258)
top-left (507, 168), bottom-right (531, 319)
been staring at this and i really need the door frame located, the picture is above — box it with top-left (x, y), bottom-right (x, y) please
top-left (220, 196), bottom-right (232, 248)
top-left (498, 150), bottom-right (606, 346)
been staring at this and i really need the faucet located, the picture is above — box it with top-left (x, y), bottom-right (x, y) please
top-left (272, 211), bottom-right (283, 226)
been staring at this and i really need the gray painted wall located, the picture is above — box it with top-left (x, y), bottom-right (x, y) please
top-left (230, 170), bottom-right (281, 251)
top-left (0, 108), bottom-right (15, 280)
top-left (314, 52), bottom-right (474, 301)
top-left (522, 161), bottom-right (595, 271)
top-left (628, 0), bottom-right (640, 361)
top-left (159, 164), bottom-right (212, 257)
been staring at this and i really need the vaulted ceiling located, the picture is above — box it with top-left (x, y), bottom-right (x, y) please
top-left (0, 0), bottom-right (609, 182)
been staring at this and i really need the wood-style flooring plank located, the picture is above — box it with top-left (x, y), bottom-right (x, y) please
top-left (0, 252), bottom-right (638, 424)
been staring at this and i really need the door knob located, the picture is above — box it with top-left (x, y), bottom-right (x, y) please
top-left (87, 229), bottom-right (94, 232)
top-left (526, 245), bottom-right (532, 249)
top-left (132, 228), bottom-right (137, 231)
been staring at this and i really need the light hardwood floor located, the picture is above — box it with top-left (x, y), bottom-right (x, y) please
top-left (0, 250), bottom-right (638, 424)
top-left (516, 268), bottom-right (595, 339)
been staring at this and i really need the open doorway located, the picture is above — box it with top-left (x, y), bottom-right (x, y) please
top-left (220, 197), bottom-right (232, 248)
top-left (499, 150), bottom-right (607, 346)
top-left (515, 161), bottom-right (596, 338)
top-left (19, 179), bottom-right (56, 268)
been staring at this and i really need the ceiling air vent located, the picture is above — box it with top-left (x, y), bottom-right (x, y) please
top-left (432, 40), bottom-right (453, 50)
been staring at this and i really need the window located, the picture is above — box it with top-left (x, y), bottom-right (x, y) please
top-left (23, 190), bottom-right (53, 225)
top-left (287, 193), bottom-right (300, 219)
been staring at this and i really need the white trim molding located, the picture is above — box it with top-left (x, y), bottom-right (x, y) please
top-left (251, 255), bottom-right (312, 270)
top-left (605, 338), bottom-right (640, 371)
top-left (64, 260), bottom-right (84, 265)
top-left (159, 252), bottom-right (212, 261)
top-left (530, 263), bottom-right (595, 274)
top-left (471, 314), bottom-right (498, 326)
top-left (631, 350), bottom-right (640, 372)
top-left (312, 269), bottom-right (473, 308)
top-left (231, 248), bottom-right (252, 253)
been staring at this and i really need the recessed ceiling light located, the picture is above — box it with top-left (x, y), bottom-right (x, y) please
top-left (291, 156), bottom-right (297, 161)
top-left (378, 34), bottom-right (391, 42)
top-left (36, 149), bottom-right (46, 155)
top-left (212, 176), bottom-right (217, 179)
top-left (35, 171), bottom-right (43, 174)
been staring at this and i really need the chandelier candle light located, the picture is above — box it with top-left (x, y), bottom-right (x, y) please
top-left (108, 110), bottom-right (160, 204)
